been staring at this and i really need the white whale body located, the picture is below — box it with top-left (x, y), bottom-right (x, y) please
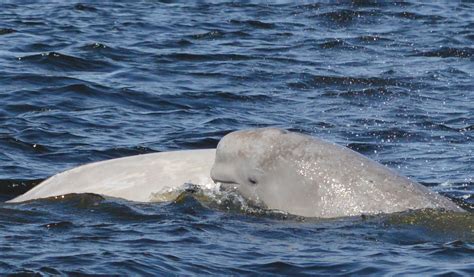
top-left (9, 149), bottom-right (216, 203)
top-left (210, 128), bottom-right (463, 218)
top-left (8, 128), bottom-right (463, 218)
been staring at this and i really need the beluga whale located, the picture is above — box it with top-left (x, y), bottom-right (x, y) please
top-left (8, 128), bottom-right (463, 218)
top-left (8, 149), bottom-right (217, 203)
top-left (210, 128), bottom-right (463, 218)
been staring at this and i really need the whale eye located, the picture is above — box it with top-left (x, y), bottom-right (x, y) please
top-left (248, 177), bottom-right (258, 185)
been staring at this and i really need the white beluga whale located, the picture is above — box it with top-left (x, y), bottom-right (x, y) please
top-left (210, 128), bottom-right (463, 218)
top-left (8, 128), bottom-right (463, 218)
top-left (9, 149), bottom-right (216, 203)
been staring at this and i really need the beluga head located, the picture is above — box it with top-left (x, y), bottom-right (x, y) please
top-left (210, 128), bottom-right (317, 215)
top-left (210, 128), bottom-right (465, 218)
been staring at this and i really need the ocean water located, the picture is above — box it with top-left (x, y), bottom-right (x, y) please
top-left (1, 0), bottom-right (473, 275)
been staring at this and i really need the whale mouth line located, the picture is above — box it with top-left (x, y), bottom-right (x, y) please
top-left (214, 180), bottom-right (240, 192)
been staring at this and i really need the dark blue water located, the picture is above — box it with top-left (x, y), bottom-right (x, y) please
top-left (1, 0), bottom-right (473, 275)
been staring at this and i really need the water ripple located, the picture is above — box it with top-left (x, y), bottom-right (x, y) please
top-left (415, 47), bottom-right (474, 58)
top-left (0, 28), bottom-right (16, 35)
top-left (17, 52), bottom-right (116, 71)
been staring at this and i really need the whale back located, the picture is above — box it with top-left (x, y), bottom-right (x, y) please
top-left (9, 149), bottom-right (216, 203)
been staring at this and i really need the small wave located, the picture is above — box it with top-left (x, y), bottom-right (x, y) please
top-left (461, 125), bottom-right (473, 132)
top-left (417, 122), bottom-right (474, 133)
top-left (12, 42), bottom-right (71, 53)
top-left (158, 52), bottom-right (255, 62)
top-left (29, 193), bottom-right (168, 223)
top-left (89, 146), bottom-right (157, 160)
top-left (414, 47), bottom-right (473, 58)
top-left (24, 193), bottom-right (172, 222)
top-left (149, 183), bottom-right (287, 219)
top-left (28, 193), bottom-right (105, 208)
top-left (288, 74), bottom-right (404, 90)
top-left (434, 240), bottom-right (474, 256)
top-left (5, 84), bottom-right (111, 111)
top-left (185, 71), bottom-right (241, 79)
top-left (465, 34), bottom-right (474, 42)
top-left (212, 91), bottom-right (272, 101)
top-left (0, 205), bottom-right (48, 223)
top-left (174, 39), bottom-right (193, 47)
top-left (245, 261), bottom-right (311, 275)
top-left (79, 43), bottom-right (144, 62)
top-left (436, 182), bottom-right (474, 212)
top-left (14, 20), bottom-right (46, 26)
top-left (356, 35), bottom-right (392, 43)
top-left (0, 135), bottom-right (50, 154)
top-left (158, 90), bottom-right (271, 113)
top-left (0, 179), bottom-right (42, 196)
top-left (119, 88), bottom-right (193, 110)
top-left (4, 102), bottom-right (51, 114)
top-left (74, 3), bottom-right (98, 12)
top-left (42, 221), bottom-right (75, 230)
top-left (452, 197), bottom-right (474, 213)
top-left (391, 11), bottom-right (444, 21)
top-left (190, 30), bottom-right (225, 40)
top-left (318, 39), bottom-right (359, 50)
top-left (0, 72), bottom-right (84, 87)
top-left (295, 3), bottom-right (321, 11)
top-left (323, 87), bottom-right (401, 98)
top-left (173, 129), bottom-right (231, 146)
top-left (173, 136), bottom-right (220, 149)
top-left (17, 52), bottom-right (116, 71)
top-left (203, 117), bottom-right (240, 126)
top-left (319, 10), bottom-right (374, 24)
top-left (346, 142), bottom-right (385, 154)
top-left (366, 128), bottom-right (418, 141)
top-left (49, 83), bottom-right (108, 97)
top-left (81, 42), bottom-right (108, 50)
top-left (179, 184), bottom-right (301, 220)
top-left (0, 28), bottom-right (16, 35)
top-left (229, 19), bottom-right (275, 29)
top-left (350, 1), bottom-right (412, 8)
top-left (189, 30), bottom-right (250, 40)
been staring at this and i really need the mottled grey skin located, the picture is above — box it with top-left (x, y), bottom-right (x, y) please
top-left (211, 128), bottom-right (463, 218)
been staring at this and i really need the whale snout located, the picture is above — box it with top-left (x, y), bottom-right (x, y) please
top-left (210, 164), bottom-right (238, 188)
